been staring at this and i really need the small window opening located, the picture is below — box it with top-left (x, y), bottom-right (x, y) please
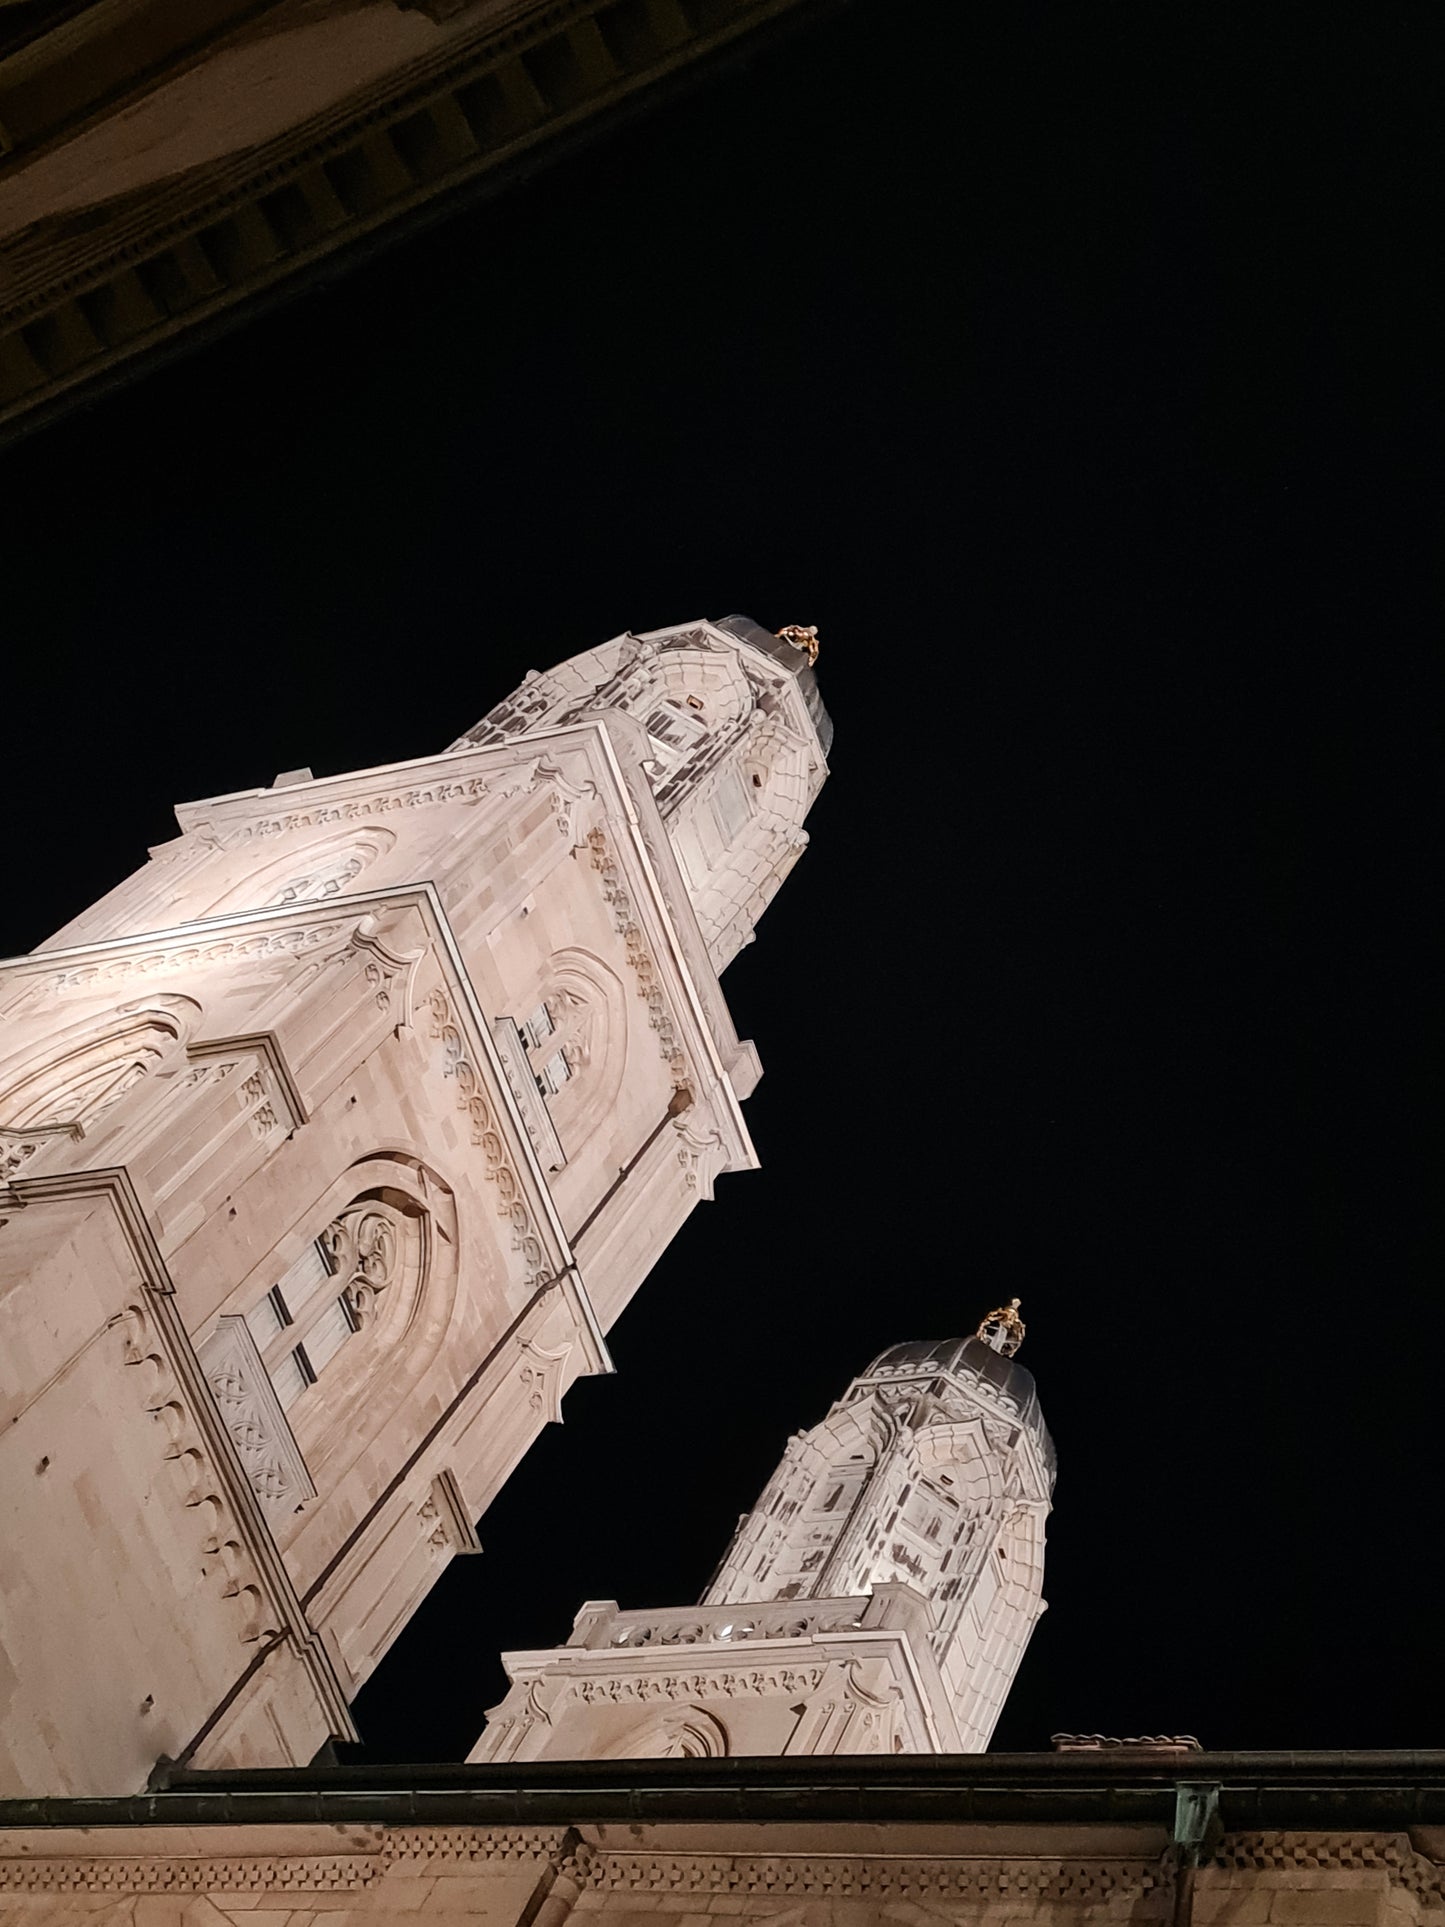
top-left (535, 1050), bottom-right (571, 1099)
top-left (247, 1238), bottom-right (358, 1410)
top-left (645, 702), bottom-right (707, 754)
top-left (521, 1003), bottom-right (555, 1050)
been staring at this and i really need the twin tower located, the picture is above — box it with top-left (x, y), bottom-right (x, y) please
top-left (0, 615), bottom-right (1052, 1793)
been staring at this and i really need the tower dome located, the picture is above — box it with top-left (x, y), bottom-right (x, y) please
top-left (858, 1311), bottom-right (1055, 1490)
top-left (450, 613), bottom-right (831, 971)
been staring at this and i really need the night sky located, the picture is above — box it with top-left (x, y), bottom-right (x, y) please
top-left (3, 4), bottom-right (1436, 1759)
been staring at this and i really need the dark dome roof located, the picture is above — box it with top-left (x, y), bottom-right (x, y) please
top-left (865, 1333), bottom-right (1031, 1390)
top-left (713, 613), bottom-right (833, 759)
top-left (861, 1336), bottom-right (1055, 1484)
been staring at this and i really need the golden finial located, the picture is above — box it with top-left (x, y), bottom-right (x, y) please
top-left (976, 1298), bottom-right (1025, 1357)
top-left (776, 623), bottom-right (820, 666)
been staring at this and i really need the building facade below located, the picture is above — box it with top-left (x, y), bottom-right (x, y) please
top-left (2, 1752), bottom-right (1441, 1927)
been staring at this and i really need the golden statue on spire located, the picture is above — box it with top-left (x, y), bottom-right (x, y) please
top-left (776, 623), bottom-right (820, 666)
top-left (976, 1298), bottom-right (1026, 1357)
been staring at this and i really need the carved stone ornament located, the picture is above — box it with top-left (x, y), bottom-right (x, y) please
top-left (322, 1203), bottom-right (402, 1320)
top-left (568, 1664), bottom-right (826, 1706)
top-left (426, 983), bottom-right (550, 1283)
top-left (49, 922), bottom-right (343, 989)
top-left (198, 1316), bottom-right (317, 1515)
top-left (586, 825), bottom-right (690, 1089)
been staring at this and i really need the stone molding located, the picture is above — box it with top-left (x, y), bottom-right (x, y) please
top-left (0, 1851), bottom-right (382, 1893)
top-left (2, 1827), bottom-right (1440, 1903)
top-left (565, 1664), bottom-right (828, 1705)
top-left (424, 981), bottom-right (552, 1287)
top-left (1218, 1832), bottom-right (1445, 1903)
top-left (188, 772), bottom-right (499, 847)
top-left (577, 1850), bottom-right (1164, 1904)
top-left (586, 824), bottom-right (689, 1092)
top-left (40, 922), bottom-right (346, 992)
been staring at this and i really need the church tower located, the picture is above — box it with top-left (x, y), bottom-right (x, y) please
top-left (471, 1305), bottom-right (1055, 1760)
top-left (0, 614), bottom-right (827, 1796)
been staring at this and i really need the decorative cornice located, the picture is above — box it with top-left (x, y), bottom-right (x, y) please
top-left (187, 770), bottom-right (502, 845)
top-left (28, 920), bottom-right (347, 991)
top-left (580, 1850), bottom-right (1165, 1903)
top-left (2, 1828), bottom-right (1438, 1904)
top-left (0, 1851), bottom-right (382, 1894)
top-left (1217, 1833), bottom-right (1445, 1903)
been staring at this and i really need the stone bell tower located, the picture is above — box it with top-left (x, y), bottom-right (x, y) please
top-left (0, 613), bottom-right (827, 1797)
top-left (471, 1304), bottom-right (1055, 1760)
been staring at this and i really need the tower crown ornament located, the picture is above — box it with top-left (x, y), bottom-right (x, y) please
top-left (976, 1297), bottom-right (1026, 1357)
top-left (775, 623), bottom-right (820, 666)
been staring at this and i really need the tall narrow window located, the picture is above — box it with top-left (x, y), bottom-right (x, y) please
top-left (517, 992), bottom-right (587, 1103)
top-left (521, 1003), bottom-right (555, 1050)
top-left (535, 1049), bottom-right (571, 1099)
top-left (246, 1238), bottom-right (358, 1409)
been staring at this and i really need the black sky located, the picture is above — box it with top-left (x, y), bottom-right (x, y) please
top-left (3, 2), bottom-right (1437, 1758)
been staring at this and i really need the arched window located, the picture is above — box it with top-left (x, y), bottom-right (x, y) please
top-left (514, 951), bottom-right (626, 1155)
top-left (517, 989), bottom-right (589, 1101)
top-left (202, 827), bottom-right (396, 917)
top-left (241, 1236), bottom-right (356, 1410)
top-left (620, 1706), bottom-right (728, 1759)
top-left (0, 998), bottom-right (197, 1132)
top-left (241, 1193), bottom-right (424, 1410)
top-left (203, 1160), bottom-right (451, 1522)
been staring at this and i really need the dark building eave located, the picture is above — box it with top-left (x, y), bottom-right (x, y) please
top-left (0, 0), bottom-right (850, 446)
top-left (6, 1751), bottom-right (1445, 1832)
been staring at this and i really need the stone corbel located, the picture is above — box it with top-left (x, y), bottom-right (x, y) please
top-left (349, 912), bottom-right (427, 1033)
top-left (672, 1115), bottom-right (725, 1202)
top-left (419, 1469), bottom-right (481, 1555)
top-left (517, 1335), bottom-right (572, 1426)
top-left (534, 760), bottom-right (600, 850)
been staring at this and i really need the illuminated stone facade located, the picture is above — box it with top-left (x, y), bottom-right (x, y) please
top-left (471, 1332), bottom-right (1053, 1760)
top-left (0, 613), bottom-right (828, 1796)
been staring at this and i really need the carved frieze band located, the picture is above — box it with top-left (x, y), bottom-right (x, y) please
top-left (5, 1830), bottom-right (1438, 1901)
top-left (0, 1855), bottom-right (381, 1894)
top-left (221, 773), bottom-right (498, 844)
top-left (47, 923), bottom-right (344, 991)
top-left (566, 1664), bottom-right (828, 1705)
top-left (580, 1852), bottom-right (1163, 1903)
top-left (424, 984), bottom-right (549, 1283)
top-left (586, 825), bottom-right (689, 1090)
